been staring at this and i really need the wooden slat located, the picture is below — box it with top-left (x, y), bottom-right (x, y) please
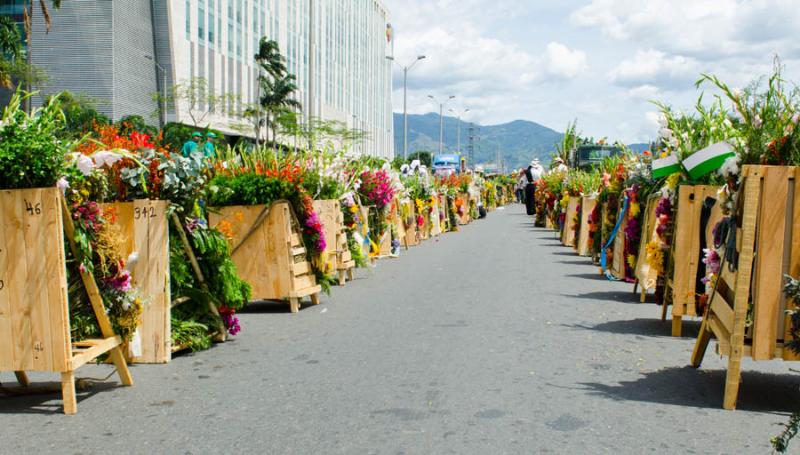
top-left (70, 336), bottom-right (122, 370)
top-left (752, 166), bottom-right (789, 360)
top-left (785, 167), bottom-right (800, 360)
top-left (0, 191), bottom-right (12, 371)
top-left (292, 261), bottom-right (311, 276)
top-left (710, 295), bottom-right (734, 334)
top-left (291, 246), bottom-right (306, 257)
top-left (292, 274), bottom-right (315, 292)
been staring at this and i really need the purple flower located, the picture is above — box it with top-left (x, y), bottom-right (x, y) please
top-left (702, 248), bottom-right (721, 275)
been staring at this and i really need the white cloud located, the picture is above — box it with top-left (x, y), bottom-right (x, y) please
top-left (544, 42), bottom-right (588, 78)
top-left (570, 0), bottom-right (800, 60)
top-left (609, 49), bottom-right (698, 89)
top-left (627, 85), bottom-right (662, 100)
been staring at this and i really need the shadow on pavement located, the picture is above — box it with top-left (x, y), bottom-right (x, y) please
top-left (0, 381), bottom-right (117, 415)
top-left (550, 251), bottom-right (580, 257)
top-left (561, 290), bottom-right (640, 303)
top-left (579, 366), bottom-right (800, 413)
top-left (563, 318), bottom-right (702, 339)
top-left (557, 259), bottom-right (597, 266)
top-left (565, 272), bottom-right (606, 280)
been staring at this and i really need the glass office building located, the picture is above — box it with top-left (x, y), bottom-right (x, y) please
top-left (21, 0), bottom-right (394, 157)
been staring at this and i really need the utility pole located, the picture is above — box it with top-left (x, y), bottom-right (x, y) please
top-left (387, 55), bottom-right (426, 160)
top-left (428, 94), bottom-right (455, 155)
top-left (308, 0), bottom-right (315, 151)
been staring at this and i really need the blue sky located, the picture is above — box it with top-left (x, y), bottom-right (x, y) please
top-left (383, 0), bottom-right (800, 143)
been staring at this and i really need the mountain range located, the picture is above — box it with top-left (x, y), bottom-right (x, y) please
top-left (393, 113), bottom-right (651, 170)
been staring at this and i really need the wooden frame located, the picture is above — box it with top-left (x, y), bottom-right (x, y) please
top-left (562, 197), bottom-right (580, 247)
top-left (577, 196), bottom-right (597, 256)
top-left (664, 185), bottom-right (723, 336)
top-left (312, 200), bottom-right (355, 285)
top-left (103, 200), bottom-right (171, 364)
top-left (692, 166), bottom-right (800, 409)
top-left (209, 201), bottom-right (321, 314)
top-left (633, 194), bottom-right (661, 302)
top-left (457, 193), bottom-right (471, 225)
top-left (0, 188), bottom-right (132, 414)
top-left (400, 199), bottom-right (419, 247)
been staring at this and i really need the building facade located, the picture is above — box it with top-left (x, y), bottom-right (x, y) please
top-left (19, 0), bottom-right (394, 157)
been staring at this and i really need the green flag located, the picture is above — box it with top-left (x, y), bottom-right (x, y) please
top-left (683, 141), bottom-right (736, 180)
top-left (651, 154), bottom-right (681, 179)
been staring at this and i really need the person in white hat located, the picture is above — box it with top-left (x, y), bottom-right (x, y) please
top-left (551, 157), bottom-right (568, 173)
top-left (523, 158), bottom-right (544, 215)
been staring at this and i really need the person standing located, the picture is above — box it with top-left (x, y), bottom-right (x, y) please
top-left (516, 169), bottom-right (526, 203)
top-left (181, 132), bottom-right (203, 157)
top-left (552, 157), bottom-right (568, 173)
top-left (203, 132), bottom-right (218, 159)
top-left (524, 159), bottom-right (541, 216)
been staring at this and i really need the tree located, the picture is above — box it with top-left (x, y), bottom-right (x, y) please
top-left (153, 77), bottom-right (236, 128)
top-left (260, 73), bottom-right (301, 149)
top-left (408, 151), bottom-right (433, 167)
top-left (0, 16), bottom-right (23, 88)
top-left (254, 38), bottom-right (286, 79)
top-left (50, 91), bottom-right (109, 137)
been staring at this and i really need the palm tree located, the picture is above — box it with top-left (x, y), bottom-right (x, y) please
top-left (0, 16), bottom-right (23, 88)
top-left (260, 73), bottom-right (301, 150)
top-left (254, 38), bottom-right (286, 79)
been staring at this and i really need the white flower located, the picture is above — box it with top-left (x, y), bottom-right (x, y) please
top-left (718, 155), bottom-right (740, 178)
top-left (792, 113), bottom-right (800, 124)
top-left (657, 115), bottom-right (668, 128)
top-left (732, 88), bottom-right (743, 100)
top-left (723, 118), bottom-right (733, 128)
top-left (222, 161), bottom-right (229, 169)
top-left (659, 127), bottom-right (673, 141)
top-left (56, 177), bottom-right (69, 193)
top-left (92, 150), bottom-right (123, 168)
top-left (126, 251), bottom-right (139, 267)
top-left (753, 115), bottom-right (762, 129)
top-left (76, 154), bottom-right (95, 176)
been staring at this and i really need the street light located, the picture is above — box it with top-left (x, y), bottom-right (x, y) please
top-left (145, 54), bottom-right (167, 129)
top-left (387, 54), bottom-right (426, 161)
top-left (449, 107), bottom-right (470, 155)
top-left (428, 94), bottom-right (455, 155)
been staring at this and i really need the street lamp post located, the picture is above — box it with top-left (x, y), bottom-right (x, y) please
top-left (145, 55), bottom-right (167, 129)
top-left (387, 55), bottom-right (426, 161)
top-left (428, 94), bottom-right (455, 155)
top-left (449, 107), bottom-right (470, 155)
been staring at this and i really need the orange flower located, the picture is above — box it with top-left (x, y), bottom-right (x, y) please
top-left (217, 220), bottom-right (235, 239)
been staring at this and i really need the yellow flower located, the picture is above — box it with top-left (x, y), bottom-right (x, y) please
top-left (666, 173), bottom-right (681, 189)
top-left (629, 202), bottom-right (640, 218)
top-left (627, 254), bottom-right (637, 268)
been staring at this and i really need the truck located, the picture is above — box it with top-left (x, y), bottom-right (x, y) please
top-left (432, 153), bottom-right (460, 176)
top-left (571, 144), bottom-right (622, 171)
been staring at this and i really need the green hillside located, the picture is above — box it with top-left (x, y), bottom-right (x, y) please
top-left (393, 113), bottom-right (564, 170)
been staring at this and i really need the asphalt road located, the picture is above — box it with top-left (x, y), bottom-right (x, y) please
top-left (2, 203), bottom-right (799, 454)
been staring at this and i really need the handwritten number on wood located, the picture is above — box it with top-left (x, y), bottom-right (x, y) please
top-left (134, 206), bottom-right (157, 220)
top-left (24, 200), bottom-right (41, 216)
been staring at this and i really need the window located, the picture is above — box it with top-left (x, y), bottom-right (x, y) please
top-left (198, 2), bottom-right (205, 42)
top-left (185, 0), bottom-right (191, 40)
top-left (208, 0), bottom-right (215, 46)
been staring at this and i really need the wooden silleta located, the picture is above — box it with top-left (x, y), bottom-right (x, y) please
top-left (692, 166), bottom-right (800, 409)
top-left (209, 201), bottom-right (321, 314)
top-left (0, 188), bottom-right (132, 414)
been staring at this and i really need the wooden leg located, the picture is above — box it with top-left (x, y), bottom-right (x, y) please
top-left (14, 371), bottom-right (30, 387)
top-left (671, 316), bottom-right (683, 337)
top-left (108, 346), bottom-right (134, 386)
top-left (691, 317), bottom-right (712, 368)
top-left (310, 294), bottom-right (320, 306)
top-left (289, 298), bottom-right (300, 314)
top-left (338, 270), bottom-right (346, 286)
top-left (660, 300), bottom-right (669, 321)
top-left (632, 280), bottom-right (639, 295)
top-left (61, 371), bottom-right (77, 415)
top-left (640, 289), bottom-right (647, 304)
top-left (723, 349), bottom-right (743, 410)
top-left (347, 269), bottom-right (354, 281)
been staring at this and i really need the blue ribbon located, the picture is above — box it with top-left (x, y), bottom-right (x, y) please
top-left (600, 195), bottom-right (629, 281)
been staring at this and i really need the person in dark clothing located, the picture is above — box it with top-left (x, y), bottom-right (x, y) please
top-left (524, 163), bottom-right (537, 215)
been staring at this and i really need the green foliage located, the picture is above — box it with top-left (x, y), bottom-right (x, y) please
top-left (347, 233), bottom-right (368, 268)
top-left (116, 115), bottom-right (158, 138)
top-left (52, 92), bottom-right (110, 137)
top-left (208, 174), bottom-right (297, 207)
top-left (171, 317), bottom-right (212, 352)
top-left (0, 90), bottom-right (69, 189)
top-left (408, 151), bottom-right (432, 167)
top-left (302, 170), bottom-right (341, 200)
top-left (773, 411), bottom-right (800, 453)
top-left (190, 227), bottom-right (252, 311)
